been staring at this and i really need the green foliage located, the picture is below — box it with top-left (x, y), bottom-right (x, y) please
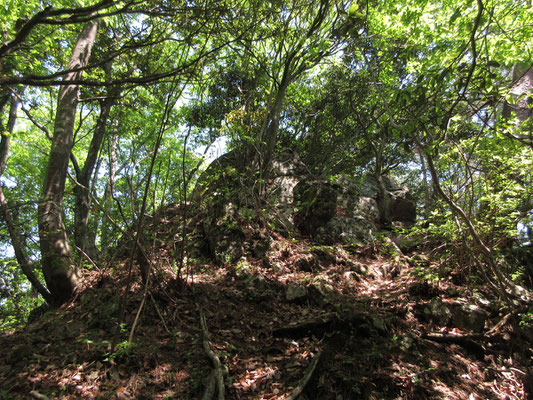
top-left (104, 341), bottom-right (136, 362)
top-left (0, 258), bottom-right (44, 331)
top-left (0, 0), bottom-right (531, 311)
top-left (519, 311), bottom-right (533, 330)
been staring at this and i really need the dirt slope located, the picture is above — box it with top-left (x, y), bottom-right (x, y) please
top-left (0, 238), bottom-right (531, 399)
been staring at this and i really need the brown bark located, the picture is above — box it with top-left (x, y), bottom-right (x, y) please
top-left (38, 20), bottom-right (99, 305)
top-left (502, 64), bottom-right (533, 122)
top-left (502, 64), bottom-right (533, 149)
top-left (73, 80), bottom-right (117, 261)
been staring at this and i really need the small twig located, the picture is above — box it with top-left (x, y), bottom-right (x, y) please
top-left (149, 291), bottom-right (171, 335)
top-left (75, 245), bottom-right (100, 270)
top-left (128, 271), bottom-right (152, 343)
top-left (286, 351), bottom-right (322, 400)
top-left (199, 309), bottom-right (225, 400)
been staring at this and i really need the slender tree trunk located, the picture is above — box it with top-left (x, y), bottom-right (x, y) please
top-left (423, 144), bottom-right (531, 301)
top-left (0, 94), bottom-right (53, 303)
top-left (258, 66), bottom-right (291, 180)
top-left (38, 20), bottom-right (99, 305)
top-left (418, 147), bottom-right (431, 220)
top-left (502, 64), bottom-right (533, 148)
top-left (100, 133), bottom-right (118, 251)
top-left (370, 131), bottom-right (392, 227)
top-left (74, 82), bottom-right (117, 262)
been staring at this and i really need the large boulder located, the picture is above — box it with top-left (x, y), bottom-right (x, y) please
top-left (203, 199), bottom-right (246, 264)
top-left (316, 215), bottom-right (376, 245)
top-left (384, 177), bottom-right (417, 224)
top-left (290, 173), bottom-right (415, 244)
top-left (188, 149), bottom-right (417, 261)
top-left (266, 151), bottom-right (309, 233)
top-left (293, 180), bottom-right (339, 235)
top-left (362, 175), bottom-right (417, 225)
top-left (292, 178), bottom-right (377, 245)
top-left (424, 297), bottom-right (489, 332)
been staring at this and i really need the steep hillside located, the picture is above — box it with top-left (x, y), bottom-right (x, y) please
top-left (1, 230), bottom-right (531, 399)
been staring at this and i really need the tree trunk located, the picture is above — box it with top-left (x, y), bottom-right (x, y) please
top-left (38, 20), bottom-right (99, 305)
top-left (423, 144), bottom-right (531, 301)
top-left (371, 132), bottom-right (392, 227)
top-left (418, 147), bottom-right (431, 220)
top-left (73, 82), bottom-right (117, 262)
top-left (502, 64), bottom-right (533, 148)
top-left (502, 64), bottom-right (533, 122)
top-left (100, 133), bottom-right (118, 252)
top-left (258, 65), bottom-right (291, 181)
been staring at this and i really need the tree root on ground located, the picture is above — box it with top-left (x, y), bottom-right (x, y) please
top-left (286, 351), bottom-right (322, 400)
top-left (201, 371), bottom-right (216, 400)
top-left (272, 313), bottom-right (375, 339)
top-left (422, 332), bottom-right (487, 343)
top-left (199, 309), bottom-right (225, 400)
top-left (273, 319), bottom-right (334, 338)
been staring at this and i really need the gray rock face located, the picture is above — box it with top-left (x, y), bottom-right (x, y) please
top-left (316, 215), bottom-right (376, 245)
top-left (129, 150), bottom-right (418, 265)
top-left (424, 297), bottom-right (489, 332)
top-left (389, 192), bottom-right (417, 223)
top-left (203, 199), bottom-right (246, 264)
top-left (290, 173), bottom-right (415, 245)
top-left (424, 297), bottom-right (453, 325)
top-left (355, 197), bottom-right (380, 221)
top-left (294, 180), bottom-right (339, 235)
top-left (308, 279), bottom-right (335, 305)
top-left (194, 149), bottom-right (416, 262)
top-left (451, 301), bottom-right (488, 333)
top-left (285, 284), bottom-right (307, 302)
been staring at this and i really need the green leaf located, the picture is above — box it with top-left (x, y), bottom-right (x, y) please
top-left (348, 3), bottom-right (359, 16)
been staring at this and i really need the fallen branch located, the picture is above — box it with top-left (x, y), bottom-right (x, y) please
top-left (286, 351), bottom-right (322, 400)
top-left (422, 332), bottom-right (484, 343)
top-left (272, 314), bottom-right (370, 339)
top-left (29, 391), bottom-right (50, 400)
top-left (199, 309), bottom-right (225, 400)
top-left (487, 313), bottom-right (514, 336)
top-left (422, 332), bottom-right (488, 358)
top-left (273, 319), bottom-right (333, 338)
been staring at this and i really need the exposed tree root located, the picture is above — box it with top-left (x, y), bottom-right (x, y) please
top-left (273, 313), bottom-right (374, 339)
top-left (286, 351), bottom-right (322, 400)
top-left (201, 371), bottom-right (216, 400)
top-left (422, 332), bottom-right (486, 343)
top-left (273, 319), bottom-right (333, 338)
top-left (199, 309), bottom-right (225, 400)
top-left (29, 391), bottom-right (50, 400)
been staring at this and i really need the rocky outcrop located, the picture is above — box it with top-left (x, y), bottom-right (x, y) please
top-left (424, 297), bottom-right (489, 333)
top-left (184, 150), bottom-right (417, 263)
top-left (291, 174), bottom-right (416, 245)
top-left (293, 180), bottom-right (338, 236)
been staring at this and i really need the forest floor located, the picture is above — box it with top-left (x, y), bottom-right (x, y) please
top-left (0, 236), bottom-right (532, 399)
